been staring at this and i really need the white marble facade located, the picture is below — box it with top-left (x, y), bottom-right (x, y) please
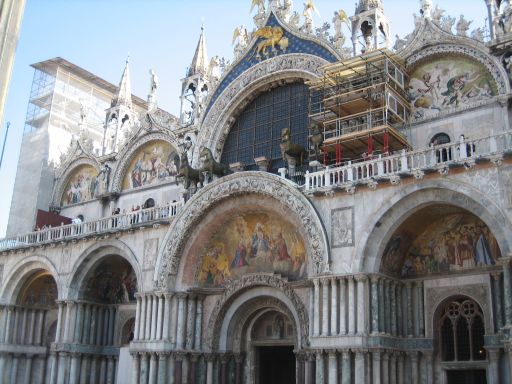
top-left (2, 1), bottom-right (512, 384)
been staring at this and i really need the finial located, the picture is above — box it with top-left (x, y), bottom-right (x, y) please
top-left (126, 53), bottom-right (130, 64)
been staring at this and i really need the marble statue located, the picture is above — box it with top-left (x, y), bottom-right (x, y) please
top-left (420, 0), bottom-right (432, 20)
top-left (456, 15), bottom-right (472, 37)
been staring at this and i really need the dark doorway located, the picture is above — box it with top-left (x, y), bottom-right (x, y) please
top-left (446, 369), bottom-right (487, 384)
top-left (258, 346), bottom-right (295, 384)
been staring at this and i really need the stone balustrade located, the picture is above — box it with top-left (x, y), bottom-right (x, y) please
top-left (0, 199), bottom-right (185, 252)
top-left (303, 131), bottom-right (512, 191)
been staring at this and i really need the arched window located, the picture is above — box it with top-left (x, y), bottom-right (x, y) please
top-left (221, 82), bottom-right (309, 172)
top-left (438, 298), bottom-right (486, 362)
top-left (430, 133), bottom-right (452, 162)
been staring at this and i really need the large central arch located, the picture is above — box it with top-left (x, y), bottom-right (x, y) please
top-left (155, 172), bottom-right (330, 288)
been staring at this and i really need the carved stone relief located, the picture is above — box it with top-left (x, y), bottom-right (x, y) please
top-left (143, 238), bottom-right (158, 270)
top-left (331, 207), bottom-right (355, 248)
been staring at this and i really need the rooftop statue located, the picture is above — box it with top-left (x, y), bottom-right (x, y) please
top-left (280, 127), bottom-right (306, 167)
top-left (233, 25), bottom-right (250, 59)
top-left (253, 26), bottom-right (288, 59)
top-left (420, 0), bottom-right (433, 19)
top-left (456, 15), bottom-right (472, 37)
top-left (332, 9), bottom-right (348, 49)
top-left (251, 0), bottom-right (266, 15)
top-left (279, 0), bottom-right (294, 23)
top-left (302, 0), bottom-right (319, 34)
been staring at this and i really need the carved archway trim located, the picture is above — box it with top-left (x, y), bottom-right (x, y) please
top-left (110, 132), bottom-right (181, 193)
top-left (155, 172), bottom-right (330, 288)
top-left (206, 274), bottom-right (309, 351)
top-left (228, 298), bottom-right (296, 353)
top-left (196, 54), bottom-right (328, 163)
top-left (52, 157), bottom-right (101, 207)
top-left (67, 239), bottom-right (143, 300)
top-left (1, 255), bottom-right (61, 304)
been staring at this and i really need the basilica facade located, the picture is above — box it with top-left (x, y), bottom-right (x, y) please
top-left (2, 1), bottom-right (512, 383)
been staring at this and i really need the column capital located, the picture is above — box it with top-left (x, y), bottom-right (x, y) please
top-left (491, 271), bottom-right (502, 281)
top-left (370, 275), bottom-right (380, 283)
top-left (421, 350), bottom-right (434, 359)
top-left (354, 274), bottom-right (367, 282)
top-left (189, 353), bottom-right (200, 363)
top-left (499, 256), bottom-right (512, 266)
top-left (406, 351), bottom-right (419, 361)
top-left (234, 353), bottom-right (245, 363)
top-left (219, 353), bottom-right (232, 363)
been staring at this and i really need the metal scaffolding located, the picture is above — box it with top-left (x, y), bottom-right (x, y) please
top-left (307, 49), bottom-right (412, 167)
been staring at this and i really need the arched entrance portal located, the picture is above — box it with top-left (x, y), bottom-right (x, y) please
top-left (220, 296), bottom-right (298, 384)
top-left (251, 310), bottom-right (296, 384)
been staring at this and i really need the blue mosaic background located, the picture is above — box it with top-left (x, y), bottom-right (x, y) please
top-left (204, 12), bottom-right (338, 116)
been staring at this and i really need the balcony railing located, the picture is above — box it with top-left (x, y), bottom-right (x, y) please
top-left (304, 131), bottom-right (512, 191)
top-left (0, 200), bottom-right (185, 252)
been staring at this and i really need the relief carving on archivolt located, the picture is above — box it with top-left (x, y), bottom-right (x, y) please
top-left (425, 283), bottom-right (491, 338)
top-left (156, 172), bottom-right (330, 288)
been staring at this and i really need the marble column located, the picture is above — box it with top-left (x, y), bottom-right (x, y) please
top-left (372, 350), bottom-right (381, 384)
top-left (235, 354), bottom-right (245, 384)
top-left (56, 353), bottom-right (68, 384)
top-left (500, 256), bottom-right (512, 326)
top-left (382, 351), bottom-right (389, 384)
top-left (64, 302), bottom-right (75, 342)
top-left (315, 351), bottom-right (324, 384)
top-left (108, 357), bottom-right (117, 384)
top-left (194, 296), bottom-right (203, 350)
top-left (99, 357), bottom-right (107, 384)
top-left (90, 356), bottom-right (98, 384)
top-left (390, 282), bottom-right (397, 336)
top-left (176, 294), bottom-right (187, 349)
top-left (96, 307), bottom-right (104, 345)
top-left (492, 272), bottom-right (504, 330)
top-left (27, 310), bottom-right (35, 344)
top-left (422, 351), bottom-right (433, 384)
top-left (487, 349), bottom-right (500, 384)
top-left (389, 353), bottom-right (397, 384)
top-left (506, 344), bottom-right (512, 384)
top-left (397, 353), bottom-right (404, 384)
top-left (82, 305), bottom-right (91, 344)
top-left (163, 294), bottom-right (172, 341)
top-left (330, 279), bottom-right (338, 336)
top-left (20, 308), bottom-right (28, 344)
top-left (189, 354), bottom-right (198, 384)
top-left (170, 294), bottom-right (179, 347)
top-left (134, 295), bottom-right (142, 340)
top-left (69, 353), bottom-right (80, 384)
top-left (141, 353), bottom-right (150, 384)
top-left (145, 296), bottom-right (153, 341)
top-left (347, 277), bottom-right (356, 335)
top-left (151, 294), bottom-right (158, 340)
top-left (371, 277), bottom-right (379, 334)
top-left (168, 354), bottom-right (176, 384)
top-left (132, 353), bottom-right (140, 384)
top-left (405, 283), bottom-right (413, 337)
top-left (304, 353), bottom-right (315, 384)
top-left (186, 296), bottom-right (196, 350)
top-left (296, 354), bottom-right (304, 384)
top-left (10, 354), bottom-right (19, 383)
top-left (206, 355), bottom-right (214, 384)
top-left (385, 281), bottom-right (391, 334)
top-left (139, 296), bottom-right (147, 341)
top-left (102, 307), bottom-right (110, 346)
top-left (378, 279), bottom-right (385, 333)
top-left (108, 307), bottom-right (116, 345)
top-left (321, 279), bottom-right (329, 336)
top-left (156, 294), bottom-right (164, 340)
top-left (23, 355), bottom-right (32, 384)
top-left (149, 354), bottom-right (158, 384)
top-left (341, 350), bottom-right (351, 384)
top-left (313, 279), bottom-right (320, 336)
top-left (74, 303), bottom-right (84, 342)
top-left (80, 355), bottom-right (90, 384)
top-left (220, 354), bottom-right (228, 384)
top-left (326, 351), bottom-right (336, 384)
top-left (157, 353), bottom-right (168, 384)
top-left (339, 278), bottom-right (347, 335)
top-left (356, 275), bottom-right (367, 335)
top-left (55, 302), bottom-right (63, 343)
top-left (408, 352), bottom-right (418, 384)
top-left (396, 285), bottom-right (403, 336)
top-left (3, 307), bottom-right (12, 343)
top-left (48, 352), bottom-right (58, 384)
top-left (354, 350), bottom-right (365, 383)
top-left (417, 282), bottom-right (425, 337)
top-left (89, 306), bottom-right (98, 345)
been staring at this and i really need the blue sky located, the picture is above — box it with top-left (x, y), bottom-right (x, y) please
top-left (0, 0), bottom-right (486, 237)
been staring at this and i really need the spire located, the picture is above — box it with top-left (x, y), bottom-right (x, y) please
top-left (116, 56), bottom-right (133, 108)
top-left (188, 25), bottom-right (209, 77)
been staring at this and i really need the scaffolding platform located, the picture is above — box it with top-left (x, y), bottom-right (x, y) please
top-left (307, 49), bottom-right (412, 166)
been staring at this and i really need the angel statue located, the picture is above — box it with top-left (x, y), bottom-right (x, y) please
top-left (420, 0), bottom-right (433, 19)
top-left (332, 9), bottom-right (349, 49)
top-left (280, 0), bottom-right (294, 22)
top-left (302, 0), bottom-right (320, 34)
top-left (251, 0), bottom-right (266, 15)
top-left (233, 25), bottom-right (250, 59)
top-left (456, 15), bottom-right (472, 37)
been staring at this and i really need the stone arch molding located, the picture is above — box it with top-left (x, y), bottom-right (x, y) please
top-left (360, 179), bottom-right (512, 273)
top-left (195, 53), bottom-right (328, 163)
top-left (155, 171), bottom-right (330, 288)
top-left (110, 132), bottom-right (180, 193)
top-left (205, 274), bottom-right (309, 351)
top-left (1, 255), bottom-right (61, 304)
top-left (52, 156), bottom-right (100, 206)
